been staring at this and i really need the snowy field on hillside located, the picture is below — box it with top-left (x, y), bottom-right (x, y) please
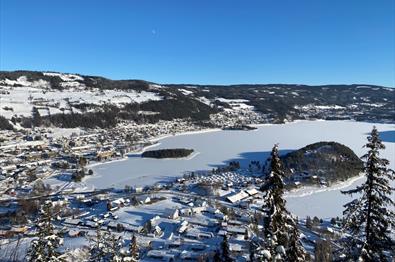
top-left (86, 120), bottom-right (395, 217)
top-left (0, 76), bottom-right (162, 118)
top-left (215, 98), bottom-right (254, 111)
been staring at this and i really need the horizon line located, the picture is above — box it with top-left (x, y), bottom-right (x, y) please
top-left (1, 68), bottom-right (394, 88)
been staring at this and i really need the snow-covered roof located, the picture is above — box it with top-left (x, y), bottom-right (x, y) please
top-left (227, 190), bottom-right (249, 203)
top-left (245, 188), bottom-right (259, 196)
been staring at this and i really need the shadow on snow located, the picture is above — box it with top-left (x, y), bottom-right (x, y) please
top-left (379, 130), bottom-right (395, 143)
top-left (206, 149), bottom-right (294, 169)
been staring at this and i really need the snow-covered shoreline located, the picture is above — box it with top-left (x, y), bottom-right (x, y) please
top-left (87, 156), bottom-right (129, 169)
top-left (86, 128), bottom-right (219, 169)
top-left (284, 173), bottom-right (366, 198)
top-left (128, 142), bottom-right (161, 154)
top-left (148, 127), bottom-right (223, 142)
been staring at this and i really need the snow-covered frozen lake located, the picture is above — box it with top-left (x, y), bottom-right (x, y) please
top-left (89, 120), bottom-right (395, 218)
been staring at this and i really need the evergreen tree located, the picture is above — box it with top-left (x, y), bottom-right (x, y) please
top-left (78, 157), bottom-right (87, 168)
top-left (261, 145), bottom-right (288, 243)
top-left (287, 223), bottom-right (307, 261)
top-left (129, 234), bottom-right (139, 261)
top-left (221, 235), bottom-right (232, 262)
top-left (88, 224), bottom-right (130, 262)
top-left (260, 144), bottom-right (307, 260)
top-left (305, 216), bottom-right (313, 229)
top-left (27, 201), bottom-right (64, 262)
top-left (314, 239), bottom-right (332, 262)
top-left (32, 106), bottom-right (42, 128)
top-left (89, 225), bottom-right (107, 261)
top-left (143, 219), bottom-right (152, 234)
top-left (341, 126), bottom-right (395, 261)
top-left (108, 234), bottom-right (125, 262)
top-left (249, 241), bottom-right (257, 262)
top-left (213, 249), bottom-right (221, 262)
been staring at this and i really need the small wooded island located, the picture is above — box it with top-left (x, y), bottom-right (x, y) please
top-left (141, 148), bottom-right (194, 159)
top-left (223, 125), bottom-right (257, 131)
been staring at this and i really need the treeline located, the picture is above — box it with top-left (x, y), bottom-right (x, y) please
top-left (44, 103), bottom-right (215, 129)
top-left (20, 96), bottom-right (218, 129)
top-left (142, 148), bottom-right (194, 158)
top-left (46, 111), bottom-right (118, 128)
top-left (139, 96), bottom-right (218, 121)
top-left (0, 115), bottom-right (13, 130)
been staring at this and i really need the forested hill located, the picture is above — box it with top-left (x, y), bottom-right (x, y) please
top-left (281, 142), bottom-right (363, 185)
top-left (0, 70), bottom-right (394, 129)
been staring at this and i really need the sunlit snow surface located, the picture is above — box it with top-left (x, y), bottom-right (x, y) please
top-left (89, 120), bottom-right (395, 217)
top-left (0, 77), bottom-right (162, 118)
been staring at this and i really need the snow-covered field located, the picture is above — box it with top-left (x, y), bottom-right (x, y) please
top-left (0, 76), bottom-right (162, 118)
top-left (215, 98), bottom-right (254, 111)
top-left (88, 120), bottom-right (395, 217)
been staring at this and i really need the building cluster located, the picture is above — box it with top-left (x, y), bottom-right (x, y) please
top-left (210, 108), bottom-right (269, 128)
top-left (0, 146), bottom-right (274, 261)
top-left (0, 118), bottom-right (214, 199)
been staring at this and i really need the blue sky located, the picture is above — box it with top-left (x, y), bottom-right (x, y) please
top-left (1, 0), bottom-right (394, 86)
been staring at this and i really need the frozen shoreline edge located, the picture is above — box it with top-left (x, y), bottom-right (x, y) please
top-left (284, 173), bottom-right (366, 198)
top-left (86, 128), bottom-right (219, 169)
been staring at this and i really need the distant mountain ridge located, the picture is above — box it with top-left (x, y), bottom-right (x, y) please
top-left (1, 70), bottom-right (391, 90)
top-left (0, 70), bottom-right (394, 129)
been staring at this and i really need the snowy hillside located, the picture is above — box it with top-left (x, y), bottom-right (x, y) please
top-left (0, 71), bottom-right (394, 129)
top-left (0, 74), bottom-right (162, 118)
